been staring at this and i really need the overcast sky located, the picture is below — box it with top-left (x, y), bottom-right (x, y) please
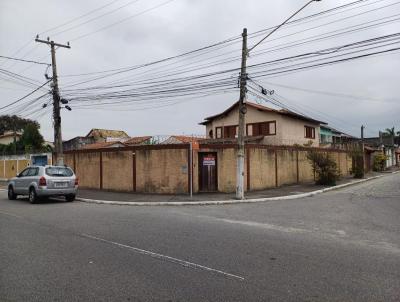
top-left (1, 0), bottom-right (399, 141)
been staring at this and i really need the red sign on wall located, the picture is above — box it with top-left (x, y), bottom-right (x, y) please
top-left (203, 156), bottom-right (216, 166)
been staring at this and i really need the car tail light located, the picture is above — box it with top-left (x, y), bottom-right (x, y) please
top-left (39, 177), bottom-right (47, 186)
top-left (75, 177), bottom-right (79, 186)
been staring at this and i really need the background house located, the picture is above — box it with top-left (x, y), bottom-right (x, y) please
top-left (86, 128), bottom-right (130, 143)
top-left (0, 131), bottom-right (22, 145)
top-left (63, 136), bottom-right (95, 151)
top-left (320, 125), bottom-right (357, 148)
top-left (200, 101), bottom-right (326, 147)
top-left (63, 129), bottom-right (131, 151)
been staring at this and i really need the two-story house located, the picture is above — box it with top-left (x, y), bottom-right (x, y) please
top-left (200, 101), bottom-right (326, 147)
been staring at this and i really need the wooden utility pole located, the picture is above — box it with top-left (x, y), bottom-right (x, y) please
top-left (35, 37), bottom-right (70, 166)
top-left (236, 28), bottom-right (248, 200)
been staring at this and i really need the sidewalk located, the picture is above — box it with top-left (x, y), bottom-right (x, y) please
top-left (77, 169), bottom-right (399, 205)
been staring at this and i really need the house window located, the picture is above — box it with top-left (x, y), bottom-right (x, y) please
top-left (224, 125), bottom-right (237, 138)
top-left (216, 127), bottom-right (222, 139)
top-left (246, 121), bottom-right (276, 136)
top-left (305, 126), bottom-right (315, 139)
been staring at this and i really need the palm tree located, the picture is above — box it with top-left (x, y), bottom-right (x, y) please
top-left (384, 127), bottom-right (395, 137)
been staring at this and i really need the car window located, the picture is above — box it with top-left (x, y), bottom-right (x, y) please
top-left (45, 167), bottom-right (73, 177)
top-left (27, 168), bottom-right (39, 176)
top-left (19, 168), bottom-right (30, 177)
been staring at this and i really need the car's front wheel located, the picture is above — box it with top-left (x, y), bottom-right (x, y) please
top-left (65, 194), bottom-right (75, 202)
top-left (8, 186), bottom-right (17, 200)
top-left (29, 188), bottom-right (38, 204)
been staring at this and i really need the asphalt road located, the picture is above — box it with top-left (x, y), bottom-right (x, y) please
top-left (1, 173), bottom-right (399, 302)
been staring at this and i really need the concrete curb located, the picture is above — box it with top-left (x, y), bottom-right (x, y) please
top-left (76, 171), bottom-right (399, 206)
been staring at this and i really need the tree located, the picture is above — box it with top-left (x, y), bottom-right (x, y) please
top-left (17, 124), bottom-right (45, 153)
top-left (383, 127), bottom-right (395, 137)
top-left (0, 115), bottom-right (39, 135)
top-left (307, 151), bottom-right (340, 186)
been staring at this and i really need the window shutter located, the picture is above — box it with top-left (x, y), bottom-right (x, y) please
top-left (247, 124), bottom-right (253, 136)
top-left (269, 122), bottom-right (276, 135)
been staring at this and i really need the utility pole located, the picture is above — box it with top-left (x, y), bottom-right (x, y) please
top-left (235, 1), bottom-right (321, 199)
top-left (236, 28), bottom-right (248, 200)
top-left (361, 125), bottom-right (364, 142)
top-left (35, 37), bottom-right (70, 166)
top-left (361, 125), bottom-right (365, 175)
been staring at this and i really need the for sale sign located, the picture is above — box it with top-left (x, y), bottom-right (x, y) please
top-left (203, 156), bottom-right (216, 166)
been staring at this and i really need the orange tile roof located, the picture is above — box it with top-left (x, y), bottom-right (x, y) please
top-left (125, 136), bottom-right (152, 145)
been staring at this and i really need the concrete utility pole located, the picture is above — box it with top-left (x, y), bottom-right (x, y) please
top-left (35, 37), bottom-right (70, 166)
top-left (236, 28), bottom-right (248, 200)
top-left (235, 0), bottom-right (321, 200)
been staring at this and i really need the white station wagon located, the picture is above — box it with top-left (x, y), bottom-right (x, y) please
top-left (7, 165), bottom-right (78, 203)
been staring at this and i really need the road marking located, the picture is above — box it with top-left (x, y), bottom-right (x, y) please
top-left (217, 218), bottom-right (311, 234)
top-left (80, 233), bottom-right (245, 281)
top-left (0, 210), bottom-right (23, 219)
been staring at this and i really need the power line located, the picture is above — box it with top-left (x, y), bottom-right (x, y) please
top-left (0, 80), bottom-right (51, 111)
top-left (0, 55), bottom-right (50, 66)
top-left (70, 0), bottom-right (177, 42)
top-left (39, 0), bottom-right (125, 35)
top-left (60, 0), bottom-right (400, 89)
top-left (50, 0), bottom-right (142, 38)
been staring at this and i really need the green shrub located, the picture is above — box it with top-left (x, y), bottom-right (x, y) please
top-left (307, 151), bottom-right (340, 186)
top-left (373, 153), bottom-right (387, 171)
top-left (350, 148), bottom-right (364, 179)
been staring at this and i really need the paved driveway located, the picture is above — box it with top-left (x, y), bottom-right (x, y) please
top-left (1, 173), bottom-right (399, 301)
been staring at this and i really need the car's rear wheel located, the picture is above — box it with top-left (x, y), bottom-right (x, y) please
top-left (65, 194), bottom-right (75, 202)
top-left (8, 186), bottom-right (17, 200)
top-left (29, 187), bottom-right (38, 204)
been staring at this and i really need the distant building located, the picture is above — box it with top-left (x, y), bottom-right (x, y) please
top-left (124, 136), bottom-right (153, 146)
top-left (82, 141), bottom-right (128, 150)
top-left (320, 125), bottom-right (356, 147)
top-left (86, 128), bottom-right (130, 143)
top-left (0, 131), bottom-right (22, 145)
top-left (63, 136), bottom-right (95, 151)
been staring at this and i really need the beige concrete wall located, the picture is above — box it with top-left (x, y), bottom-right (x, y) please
top-left (5, 160), bottom-right (17, 178)
top-left (298, 150), bottom-right (315, 182)
top-left (2, 159), bottom-right (30, 179)
top-left (276, 149), bottom-right (298, 186)
top-left (215, 148), bottom-right (237, 193)
top-left (136, 148), bottom-right (188, 194)
top-left (103, 151), bottom-right (133, 192)
top-left (64, 154), bottom-right (74, 170)
top-left (205, 105), bottom-right (320, 146)
top-left (209, 147), bottom-right (352, 193)
top-left (63, 146), bottom-right (353, 195)
top-left (75, 152), bottom-right (100, 189)
top-left (248, 148), bottom-right (276, 190)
